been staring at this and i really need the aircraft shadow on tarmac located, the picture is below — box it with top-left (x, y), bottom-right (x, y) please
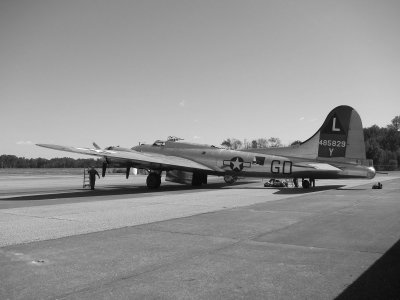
top-left (0, 180), bottom-right (258, 202)
top-left (335, 238), bottom-right (400, 300)
top-left (0, 182), bottom-right (351, 202)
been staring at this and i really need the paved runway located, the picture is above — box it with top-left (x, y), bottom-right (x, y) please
top-left (1, 172), bottom-right (400, 299)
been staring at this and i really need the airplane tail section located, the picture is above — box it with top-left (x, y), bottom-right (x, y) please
top-left (245, 105), bottom-right (368, 164)
top-left (300, 105), bottom-right (366, 162)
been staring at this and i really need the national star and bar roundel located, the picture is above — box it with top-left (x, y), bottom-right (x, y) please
top-left (223, 157), bottom-right (251, 172)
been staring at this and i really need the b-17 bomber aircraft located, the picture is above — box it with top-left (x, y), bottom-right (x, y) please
top-left (37, 105), bottom-right (376, 189)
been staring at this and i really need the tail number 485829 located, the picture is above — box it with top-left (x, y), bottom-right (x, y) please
top-left (319, 140), bottom-right (346, 147)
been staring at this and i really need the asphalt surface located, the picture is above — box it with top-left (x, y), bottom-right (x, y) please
top-left (1, 173), bottom-right (399, 299)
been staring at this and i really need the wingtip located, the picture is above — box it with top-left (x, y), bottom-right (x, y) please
top-left (36, 143), bottom-right (51, 148)
top-left (36, 144), bottom-right (61, 150)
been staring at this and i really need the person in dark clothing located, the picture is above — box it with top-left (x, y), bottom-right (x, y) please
top-left (293, 178), bottom-right (298, 188)
top-left (88, 167), bottom-right (100, 190)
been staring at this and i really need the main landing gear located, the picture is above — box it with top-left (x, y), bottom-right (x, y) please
top-left (146, 170), bottom-right (208, 189)
top-left (224, 175), bottom-right (238, 184)
top-left (301, 178), bottom-right (315, 189)
top-left (192, 172), bottom-right (207, 187)
top-left (146, 172), bottom-right (161, 189)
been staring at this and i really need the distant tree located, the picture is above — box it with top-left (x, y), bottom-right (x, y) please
top-left (364, 116), bottom-right (400, 170)
top-left (382, 128), bottom-right (400, 152)
top-left (291, 140), bottom-right (302, 146)
top-left (0, 155), bottom-right (17, 168)
top-left (388, 159), bottom-right (398, 171)
top-left (397, 149), bottom-right (400, 165)
top-left (231, 139), bottom-right (243, 150)
top-left (365, 139), bottom-right (381, 164)
top-left (221, 138), bottom-right (242, 150)
top-left (221, 139), bottom-right (233, 149)
top-left (257, 138), bottom-right (268, 148)
top-left (0, 155), bottom-right (103, 168)
top-left (243, 139), bottom-right (251, 149)
top-left (222, 137), bottom-right (283, 149)
top-left (268, 137), bottom-right (282, 148)
top-left (389, 115), bottom-right (400, 131)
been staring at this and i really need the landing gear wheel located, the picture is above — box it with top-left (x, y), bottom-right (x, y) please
top-left (146, 173), bottom-right (161, 189)
top-left (192, 172), bottom-right (207, 187)
top-left (224, 175), bottom-right (238, 184)
top-left (302, 179), bottom-right (310, 189)
top-left (192, 177), bottom-right (202, 187)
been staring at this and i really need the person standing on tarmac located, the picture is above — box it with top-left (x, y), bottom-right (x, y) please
top-left (88, 167), bottom-right (100, 190)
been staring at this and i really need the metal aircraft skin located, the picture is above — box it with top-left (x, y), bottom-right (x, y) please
top-left (37, 105), bottom-right (376, 189)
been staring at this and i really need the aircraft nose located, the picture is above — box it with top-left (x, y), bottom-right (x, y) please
top-left (367, 167), bottom-right (376, 179)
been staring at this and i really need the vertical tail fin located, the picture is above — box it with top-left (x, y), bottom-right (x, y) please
top-left (301, 105), bottom-right (366, 161)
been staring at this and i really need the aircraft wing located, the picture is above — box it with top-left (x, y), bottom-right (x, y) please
top-left (37, 144), bottom-right (216, 172)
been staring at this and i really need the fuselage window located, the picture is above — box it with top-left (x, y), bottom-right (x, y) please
top-left (253, 156), bottom-right (265, 166)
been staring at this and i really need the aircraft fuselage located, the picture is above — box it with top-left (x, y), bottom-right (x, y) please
top-left (130, 141), bottom-right (375, 180)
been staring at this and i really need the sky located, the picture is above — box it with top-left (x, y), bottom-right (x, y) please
top-left (1, 0), bottom-right (399, 159)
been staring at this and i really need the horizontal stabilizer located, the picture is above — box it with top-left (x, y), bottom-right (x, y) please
top-left (293, 162), bottom-right (342, 171)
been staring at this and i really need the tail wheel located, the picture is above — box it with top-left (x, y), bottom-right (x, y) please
top-left (302, 179), bottom-right (310, 189)
top-left (146, 173), bottom-right (161, 189)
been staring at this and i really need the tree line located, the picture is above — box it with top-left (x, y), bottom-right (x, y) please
top-left (364, 116), bottom-right (400, 170)
top-left (0, 155), bottom-right (103, 169)
top-left (1, 117), bottom-right (399, 170)
top-left (221, 137), bottom-right (288, 150)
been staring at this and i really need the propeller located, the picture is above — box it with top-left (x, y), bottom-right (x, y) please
top-left (92, 142), bottom-right (134, 179)
top-left (92, 142), bottom-right (108, 177)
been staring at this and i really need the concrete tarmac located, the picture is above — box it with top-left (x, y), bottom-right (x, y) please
top-left (1, 173), bottom-right (400, 299)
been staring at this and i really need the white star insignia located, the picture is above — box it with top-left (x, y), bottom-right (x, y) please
top-left (231, 157), bottom-right (243, 171)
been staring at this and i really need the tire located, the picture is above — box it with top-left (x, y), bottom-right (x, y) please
top-left (302, 179), bottom-right (310, 189)
top-left (146, 173), bottom-right (161, 189)
top-left (192, 172), bottom-right (204, 187)
top-left (224, 175), bottom-right (237, 184)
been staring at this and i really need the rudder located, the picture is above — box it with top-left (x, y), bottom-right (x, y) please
top-left (315, 105), bottom-right (366, 161)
